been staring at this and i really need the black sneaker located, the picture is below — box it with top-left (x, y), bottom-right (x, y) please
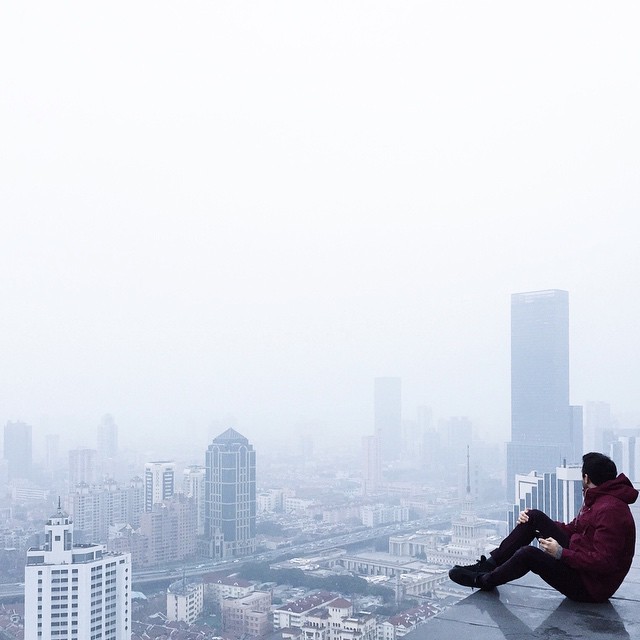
top-left (453, 554), bottom-right (495, 573)
top-left (448, 566), bottom-right (495, 591)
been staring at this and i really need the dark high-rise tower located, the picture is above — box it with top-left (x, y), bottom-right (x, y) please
top-left (3, 421), bottom-right (32, 480)
top-left (375, 377), bottom-right (402, 462)
top-left (97, 414), bottom-right (118, 461)
top-left (205, 428), bottom-right (256, 558)
top-left (506, 290), bottom-right (576, 500)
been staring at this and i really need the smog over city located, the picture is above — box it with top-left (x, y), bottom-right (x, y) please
top-left (1, 3), bottom-right (639, 639)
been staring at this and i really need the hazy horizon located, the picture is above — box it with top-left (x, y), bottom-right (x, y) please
top-left (2, 2), bottom-right (639, 455)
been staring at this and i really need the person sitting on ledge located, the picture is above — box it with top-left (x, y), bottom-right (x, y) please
top-left (449, 452), bottom-right (638, 602)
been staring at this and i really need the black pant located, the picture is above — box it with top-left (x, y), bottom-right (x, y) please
top-left (485, 509), bottom-right (595, 602)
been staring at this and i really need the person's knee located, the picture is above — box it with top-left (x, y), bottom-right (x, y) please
top-left (516, 545), bottom-right (553, 575)
top-left (525, 509), bottom-right (548, 528)
top-left (514, 545), bottom-right (542, 564)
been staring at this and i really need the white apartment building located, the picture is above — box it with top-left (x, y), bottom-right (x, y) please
top-left (203, 575), bottom-right (255, 609)
top-left (166, 579), bottom-right (204, 625)
top-left (25, 505), bottom-right (131, 640)
top-left (68, 448), bottom-right (98, 489)
top-left (11, 484), bottom-right (49, 502)
top-left (273, 592), bottom-right (340, 630)
top-left (616, 436), bottom-right (640, 483)
top-left (362, 434), bottom-right (381, 496)
top-left (322, 505), bottom-right (361, 524)
top-left (66, 478), bottom-right (144, 544)
top-left (296, 596), bottom-right (376, 640)
top-left (257, 488), bottom-right (295, 513)
top-left (183, 465), bottom-right (206, 535)
top-left (361, 504), bottom-right (409, 528)
top-left (144, 461), bottom-right (175, 512)
top-left (283, 496), bottom-right (315, 514)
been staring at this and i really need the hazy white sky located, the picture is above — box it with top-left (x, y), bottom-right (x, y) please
top-left (1, 2), bottom-right (639, 454)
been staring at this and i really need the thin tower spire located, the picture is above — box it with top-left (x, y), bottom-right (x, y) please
top-left (466, 445), bottom-right (471, 495)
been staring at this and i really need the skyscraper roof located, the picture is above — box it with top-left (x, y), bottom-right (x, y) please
top-left (213, 427), bottom-right (248, 444)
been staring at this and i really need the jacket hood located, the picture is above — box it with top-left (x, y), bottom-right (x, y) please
top-left (585, 473), bottom-right (639, 507)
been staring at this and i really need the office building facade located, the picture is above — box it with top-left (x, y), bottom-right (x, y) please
top-left (375, 377), bottom-right (402, 462)
top-left (139, 493), bottom-right (197, 566)
top-left (508, 464), bottom-right (583, 531)
top-left (612, 435), bottom-right (640, 482)
top-left (183, 465), bottom-right (206, 535)
top-left (97, 415), bottom-right (118, 461)
top-left (584, 401), bottom-right (612, 453)
top-left (3, 421), bottom-right (32, 480)
top-left (69, 448), bottom-right (98, 489)
top-left (507, 290), bottom-right (580, 499)
top-left (362, 434), bottom-right (381, 495)
top-left (45, 434), bottom-right (60, 472)
top-left (205, 428), bottom-right (256, 558)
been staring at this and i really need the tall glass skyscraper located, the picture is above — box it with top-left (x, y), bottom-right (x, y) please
top-left (97, 414), bottom-right (118, 461)
top-left (3, 420), bottom-right (32, 480)
top-left (506, 290), bottom-right (578, 500)
top-left (205, 428), bottom-right (256, 557)
top-left (375, 377), bottom-right (402, 462)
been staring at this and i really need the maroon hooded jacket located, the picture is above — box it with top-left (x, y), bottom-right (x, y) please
top-left (557, 473), bottom-right (638, 602)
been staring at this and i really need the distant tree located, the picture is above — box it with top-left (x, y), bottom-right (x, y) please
top-left (238, 562), bottom-right (272, 582)
top-left (238, 563), bottom-right (395, 601)
top-left (370, 585), bottom-right (395, 603)
top-left (374, 537), bottom-right (389, 552)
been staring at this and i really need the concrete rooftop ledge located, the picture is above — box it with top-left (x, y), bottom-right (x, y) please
top-left (404, 570), bottom-right (640, 640)
top-left (405, 500), bottom-right (640, 639)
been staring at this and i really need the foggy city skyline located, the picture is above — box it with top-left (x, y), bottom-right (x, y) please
top-left (2, 2), bottom-right (640, 457)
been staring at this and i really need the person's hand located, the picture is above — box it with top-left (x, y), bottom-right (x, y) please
top-left (517, 509), bottom-right (529, 525)
top-left (539, 537), bottom-right (561, 559)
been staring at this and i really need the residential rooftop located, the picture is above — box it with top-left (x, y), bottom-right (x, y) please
top-left (276, 591), bottom-right (339, 613)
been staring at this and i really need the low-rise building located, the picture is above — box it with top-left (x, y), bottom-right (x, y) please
top-left (322, 505), bottom-right (362, 524)
top-left (222, 590), bottom-right (272, 637)
top-left (167, 579), bottom-right (204, 625)
top-left (389, 494), bottom-right (498, 567)
top-left (361, 504), bottom-right (409, 528)
top-left (296, 596), bottom-right (376, 640)
top-left (284, 497), bottom-right (316, 514)
top-left (204, 574), bottom-right (255, 610)
top-left (273, 592), bottom-right (340, 630)
top-left (377, 603), bottom-right (439, 640)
